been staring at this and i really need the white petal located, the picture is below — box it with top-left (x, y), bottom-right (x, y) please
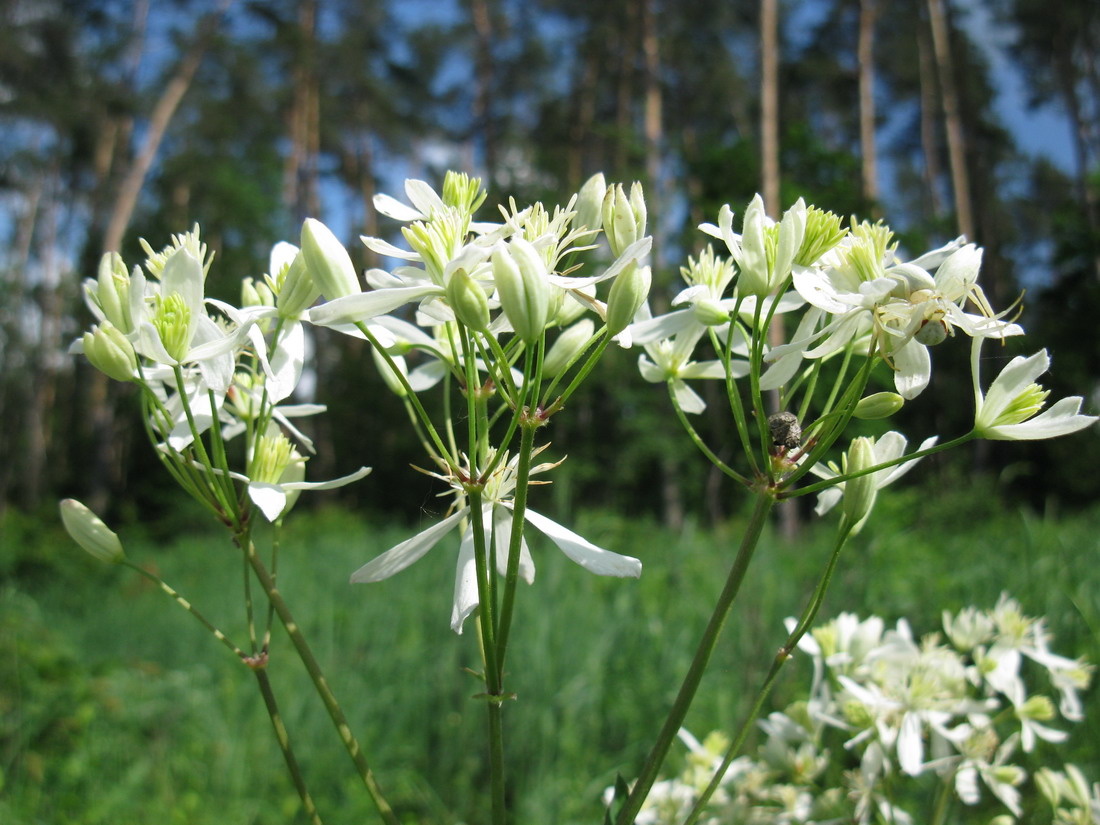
top-left (280, 466), bottom-right (371, 491)
top-left (450, 527), bottom-right (479, 633)
top-left (988, 397), bottom-right (1096, 440)
top-left (671, 379), bottom-right (707, 414)
top-left (980, 350), bottom-right (1050, 424)
top-left (897, 712), bottom-right (925, 775)
top-left (308, 286), bottom-right (442, 326)
top-left (404, 179), bottom-right (446, 219)
top-left (622, 310), bottom-right (693, 346)
top-left (522, 508), bottom-right (641, 577)
top-left (549, 237), bottom-right (652, 288)
top-left (373, 192), bottom-right (424, 222)
top-left (249, 482), bottom-right (288, 522)
top-left (893, 339), bottom-right (931, 400)
top-left (350, 508), bottom-right (466, 583)
top-left (360, 235), bottom-right (421, 261)
top-left (267, 321), bottom-right (306, 403)
top-left (493, 507), bottom-right (535, 584)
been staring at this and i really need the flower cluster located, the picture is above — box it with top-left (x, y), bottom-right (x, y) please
top-left (621, 598), bottom-right (1094, 824)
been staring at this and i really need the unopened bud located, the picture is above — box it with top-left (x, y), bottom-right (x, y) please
top-left (241, 277), bottom-right (274, 308)
top-left (574, 173), bottom-right (607, 235)
top-left (59, 499), bottom-right (125, 564)
top-left (543, 319), bottom-right (595, 377)
top-left (94, 252), bottom-right (134, 332)
top-left (82, 322), bottom-right (139, 382)
top-left (842, 437), bottom-right (877, 529)
top-left (492, 240), bottom-right (550, 344)
top-left (602, 183), bottom-right (647, 257)
top-left (301, 218), bottom-right (360, 300)
top-left (276, 251), bottom-right (321, 318)
top-left (446, 268), bottom-right (491, 331)
top-left (852, 392), bottom-right (904, 420)
top-left (605, 264), bottom-right (652, 337)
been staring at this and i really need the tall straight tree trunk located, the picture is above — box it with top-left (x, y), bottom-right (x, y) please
top-left (614, 0), bottom-right (639, 173)
top-left (917, 15), bottom-right (944, 218)
top-left (103, 4), bottom-right (227, 252)
top-left (641, 0), bottom-right (663, 273)
top-left (568, 49), bottom-right (599, 187)
top-left (858, 0), bottom-right (879, 211)
top-left (926, 0), bottom-right (975, 240)
top-left (1054, 48), bottom-right (1100, 279)
top-left (760, 0), bottom-right (780, 215)
top-left (284, 0), bottom-right (320, 222)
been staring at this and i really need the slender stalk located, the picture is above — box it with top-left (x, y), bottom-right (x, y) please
top-left (929, 765), bottom-right (956, 825)
top-left (614, 492), bottom-right (776, 825)
top-left (493, 420), bottom-right (538, 673)
top-left (242, 540), bottom-right (399, 825)
top-left (784, 432), bottom-right (975, 499)
top-left (253, 669), bottom-right (325, 825)
top-left (668, 384), bottom-right (750, 486)
top-left (684, 519), bottom-right (855, 823)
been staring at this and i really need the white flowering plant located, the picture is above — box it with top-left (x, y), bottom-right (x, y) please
top-left (60, 175), bottom-right (1096, 825)
top-left (614, 598), bottom-right (1095, 825)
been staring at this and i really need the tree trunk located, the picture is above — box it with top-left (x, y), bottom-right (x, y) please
top-left (641, 0), bottom-right (663, 273)
top-left (916, 14), bottom-right (944, 218)
top-left (760, 0), bottom-right (780, 215)
top-left (858, 0), bottom-right (879, 211)
top-left (926, 0), bottom-right (975, 240)
top-left (103, 4), bottom-right (228, 253)
top-left (284, 0), bottom-right (320, 221)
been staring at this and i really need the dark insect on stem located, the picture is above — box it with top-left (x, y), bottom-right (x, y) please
top-left (767, 411), bottom-right (802, 451)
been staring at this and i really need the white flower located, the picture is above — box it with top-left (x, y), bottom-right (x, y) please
top-left (971, 337), bottom-right (1097, 440)
top-left (810, 431), bottom-right (938, 526)
top-left (349, 450), bottom-right (641, 632)
top-left (637, 325), bottom-right (736, 414)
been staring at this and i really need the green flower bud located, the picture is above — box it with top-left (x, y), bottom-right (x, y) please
top-left (602, 182), bottom-right (647, 257)
top-left (605, 263), bottom-right (652, 337)
top-left (842, 437), bottom-right (878, 530)
top-left (82, 322), bottom-right (139, 382)
top-left (371, 347), bottom-right (409, 398)
top-left (493, 239), bottom-right (550, 344)
top-left (852, 391), bottom-right (905, 420)
top-left (93, 252), bottom-right (134, 332)
top-left (241, 276), bottom-right (274, 309)
top-left (276, 251), bottom-right (321, 318)
top-left (446, 268), bottom-right (491, 331)
top-left (152, 292), bottom-right (192, 362)
top-left (574, 173), bottom-right (607, 234)
top-left (543, 319), bottom-right (595, 377)
top-left (692, 299), bottom-right (731, 327)
top-left (301, 218), bottom-right (360, 300)
top-left (59, 499), bottom-right (125, 564)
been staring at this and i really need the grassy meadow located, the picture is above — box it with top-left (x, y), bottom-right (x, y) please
top-left (3, 483), bottom-right (1099, 824)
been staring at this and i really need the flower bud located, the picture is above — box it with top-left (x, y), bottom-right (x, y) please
top-left (276, 251), bottom-right (321, 318)
top-left (59, 499), bottom-right (125, 564)
top-left (602, 183), bottom-right (647, 257)
top-left (241, 276), bottom-right (274, 309)
top-left (446, 268), bottom-right (491, 331)
top-left (301, 218), bottom-right (360, 300)
top-left (93, 252), bottom-right (134, 332)
top-left (492, 240), bottom-right (550, 344)
top-left (692, 299), bottom-right (731, 327)
top-left (573, 173), bottom-right (607, 235)
top-left (82, 322), bottom-right (139, 382)
top-left (842, 437), bottom-right (878, 530)
top-left (371, 347), bottom-right (409, 398)
top-left (852, 391), bottom-right (905, 420)
top-left (605, 263), bottom-right (651, 337)
top-left (543, 319), bottom-right (595, 377)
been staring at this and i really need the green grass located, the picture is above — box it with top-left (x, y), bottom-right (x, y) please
top-left (2, 486), bottom-right (1098, 824)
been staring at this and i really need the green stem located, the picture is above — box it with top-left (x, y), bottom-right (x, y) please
top-left (668, 383), bottom-right (750, 486)
top-left (614, 492), bottom-right (776, 825)
top-left (494, 420), bottom-right (538, 673)
top-left (783, 432), bottom-right (976, 499)
top-left (253, 668), bottom-right (325, 825)
top-left (683, 518), bottom-right (854, 824)
top-left (929, 766), bottom-right (956, 825)
top-left (242, 540), bottom-right (399, 825)
top-left (123, 560), bottom-right (245, 660)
